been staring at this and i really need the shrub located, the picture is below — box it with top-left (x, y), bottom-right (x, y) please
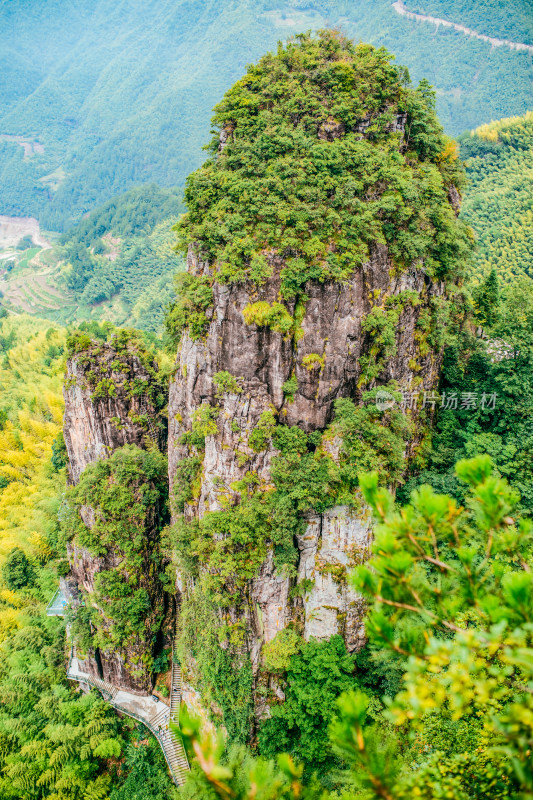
top-left (242, 302), bottom-right (294, 335)
top-left (213, 370), bottom-right (242, 397)
top-left (2, 547), bottom-right (34, 590)
top-left (248, 409), bottom-right (277, 452)
top-left (301, 353), bottom-right (325, 371)
top-left (191, 403), bottom-right (218, 437)
top-left (262, 627), bottom-right (303, 672)
top-left (165, 273), bottom-right (213, 344)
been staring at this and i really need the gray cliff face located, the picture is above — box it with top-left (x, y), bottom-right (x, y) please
top-left (169, 244), bottom-right (442, 511)
top-left (63, 340), bottom-right (167, 694)
top-left (296, 507), bottom-right (372, 649)
top-left (63, 342), bottom-right (165, 484)
top-left (168, 241), bottom-right (446, 674)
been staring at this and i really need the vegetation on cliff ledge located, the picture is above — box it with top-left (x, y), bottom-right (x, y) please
top-left (62, 445), bottom-right (169, 677)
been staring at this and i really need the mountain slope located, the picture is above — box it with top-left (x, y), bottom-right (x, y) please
top-left (0, 184), bottom-right (185, 331)
top-left (460, 111), bottom-right (533, 283)
top-left (0, 0), bottom-right (531, 230)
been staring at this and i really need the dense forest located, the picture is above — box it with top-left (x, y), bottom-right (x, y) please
top-left (0, 184), bottom-right (185, 332)
top-left (459, 112), bottom-right (533, 283)
top-left (0, 313), bottom-right (177, 799)
top-left (59, 184), bottom-right (185, 330)
top-left (0, 0), bottom-right (532, 229)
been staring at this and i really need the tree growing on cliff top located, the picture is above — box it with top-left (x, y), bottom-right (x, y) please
top-left (174, 456), bottom-right (533, 799)
top-left (173, 29), bottom-right (471, 311)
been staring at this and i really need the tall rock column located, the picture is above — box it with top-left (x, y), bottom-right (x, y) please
top-left (165, 31), bottom-right (471, 736)
top-left (62, 332), bottom-right (168, 693)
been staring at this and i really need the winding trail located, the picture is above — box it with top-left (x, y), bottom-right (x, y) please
top-left (66, 633), bottom-right (190, 785)
top-left (393, 0), bottom-right (533, 55)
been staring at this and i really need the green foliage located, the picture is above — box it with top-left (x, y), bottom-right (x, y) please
top-left (0, 609), bottom-right (126, 800)
top-left (62, 184), bottom-right (183, 249)
top-left (262, 627), bottom-right (303, 672)
top-left (173, 393), bottom-right (414, 599)
top-left (359, 292), bottom-right (419, 385)
top-left (165, 273), bottom-right (213, 345)
top-left (301, 353), bottom-right (325, 371)
top-left (175, 585), bottom-right (254, 744)
top-left (30, 185), bottom-right (186, 331)
top-left (175, 457), bottom-right (533, 800)
top-left (400, 274), bottom-right (533, 515)
top-left (61, 445), bottom-right (168, 666)
top-left (259, 635), bottom-right (359, 766)
top-left (66, 324), bottom-right (169, 411)
top-left (331, 392), bottom-right (414, 488)
top-left (213, 370), bottom-right (242, 397)
top-left (177, 707), bottom-right (319, 800)
top-left (172, 455), bottom-right (203, 513)
top-left (248, 409), bottom-right (277, 453)
top-left (0, 315), bottom-right (66, 569)
top-left (178, 32), bottom-right (470, 299)
top-left (349, 455), bottom-right (533, 798)
top-left (242, 302), bottom-right (294, 334)
top-left (16, 234), bottom-right (34, 250)
top-left (472, 268), bottom-right (500, 327)
top-left (1, 547), bottom-right (34, 590)
top-left (110, 734), bottom-right (178, 800)
top-left (174, 495), bottom-right (271, 606)
top-left (191, 403), bottom-right (219, 437)
top-left (93, 376), bottom-right (118, 398)
top-left (66, 330), bottom-right (93, 355)
top-left (460, 112), bottom-right (533, 282)
top-left (281, 375), bottom-right (298, 400)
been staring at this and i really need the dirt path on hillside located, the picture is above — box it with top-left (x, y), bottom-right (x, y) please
top-left (393, 0), bottom-right (533, 54)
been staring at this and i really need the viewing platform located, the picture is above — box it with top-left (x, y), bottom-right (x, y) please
top-left (46, 587), bottom-right (68, 616)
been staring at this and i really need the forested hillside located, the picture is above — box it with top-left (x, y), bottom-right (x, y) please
top-left (0, 185), bottom-right (185, 331)
top-left (0, 312), bottom-right (176, 799)
top-left (0, 16), bottom-right (532, 799)
top-left (59, 184), bottom-right (185, 330)
top-left (460, 112), bottom-right (533, 283)
top-left (0, 0), bottom-right (532, 230)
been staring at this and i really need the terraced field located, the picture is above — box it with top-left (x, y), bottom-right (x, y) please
top-left (0, 246), bottom-right (76, 321)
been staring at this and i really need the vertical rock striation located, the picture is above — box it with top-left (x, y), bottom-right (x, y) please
top-left (63, 338), bottom-right (166, 484)
top-left (62, 334), bottom-right (168, 693)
